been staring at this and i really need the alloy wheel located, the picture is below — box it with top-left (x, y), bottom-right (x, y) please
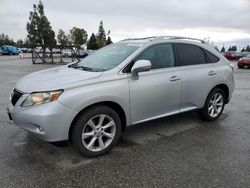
top-left (208, 92), bottom-right (224, 118)
top-left (81, 114), bottom-right (116, 152)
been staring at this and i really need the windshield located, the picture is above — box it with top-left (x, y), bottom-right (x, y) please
top-left (70, 43), bottom-right (140, 72)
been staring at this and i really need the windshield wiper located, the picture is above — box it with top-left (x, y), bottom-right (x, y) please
top-left (75, 66), bottom-right (95, 71)
top-left (68, 64), bottom-right (95, 72)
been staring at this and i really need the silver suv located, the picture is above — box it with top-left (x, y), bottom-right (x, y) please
top-left (7, 36), bottom-right (235, 157)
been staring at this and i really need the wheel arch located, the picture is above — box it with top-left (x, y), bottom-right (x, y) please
top-left (68, 101), bottom-right (127, 141)
top-left (210, 84), bottom-right (230, 103)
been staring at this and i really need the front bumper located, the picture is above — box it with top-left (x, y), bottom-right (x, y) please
top-left (7, 99), bottom-right (78, 142)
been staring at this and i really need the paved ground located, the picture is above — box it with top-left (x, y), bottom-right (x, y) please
top-left (0, 56), bottom-right (249, 188)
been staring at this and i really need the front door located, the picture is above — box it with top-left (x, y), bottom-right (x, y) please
top-left (129, 43), bottom-right (181, 124)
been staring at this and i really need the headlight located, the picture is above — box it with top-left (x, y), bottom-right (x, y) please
top-left (22, 90), bottom-right (63, 107)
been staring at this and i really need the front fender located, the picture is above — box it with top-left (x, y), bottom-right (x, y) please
top-left (58, 78), bottom-right (131, 126)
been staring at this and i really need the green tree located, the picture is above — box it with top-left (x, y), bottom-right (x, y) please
top-left (16, 39), bottom-right (24, 47)
top-left (241, 48), bottom-right (245, 52)
top-left (0, 33), bottom-right (15, 46)
top-left (246, 45), bottom-right (250, 52)
top-left (221, 46), bottom-right (225, 53)
top-left (57, 29), bottom-right (70, 46)
top-left (87, 33), bottom-right (98, 50)
top-left (69, 27), bottom-right (88, 46)
top-left (0, 33), bottom-right (5, 45)
top-left (26, 1), bottom-right (56, 47)
top-left (96, 20), bottom-right (106, 48)
top-left (228, 46), bottom-right (232, 51)
top-left (105, 36), bottom-right (113, 46)
top-left (105, 30), bottom-right (113, 45)
top-left (231, 45), bottom-right (237, 51)
top-left (0, 33), bottom-right (9, 46)
top-left (23, 38), bottom-right (33, 48)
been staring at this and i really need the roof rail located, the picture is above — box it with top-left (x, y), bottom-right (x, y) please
top-left (154, 36), bottom-right (207, 43)
top-left (119, 36), bottom-right (207, 44)
top-left (120, 36), bottom-right (157, 42)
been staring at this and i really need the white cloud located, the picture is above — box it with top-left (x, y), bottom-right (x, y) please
top-left (0, 0), bottom-right (249, 46)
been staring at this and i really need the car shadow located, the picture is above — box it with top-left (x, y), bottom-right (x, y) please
top-left (17, 110), bottom-right (226, 165)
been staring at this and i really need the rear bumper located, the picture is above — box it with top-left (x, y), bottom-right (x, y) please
top-left (7, 100), bottom-right (78, 142)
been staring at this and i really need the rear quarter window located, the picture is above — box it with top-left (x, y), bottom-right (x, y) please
top-left (203, 50), bottom-right (220, 63)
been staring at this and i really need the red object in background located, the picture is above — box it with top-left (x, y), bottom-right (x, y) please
top-left (224, 52), bottom-right (237, 60)
top-left (238, 56), bottom-right (250, 68)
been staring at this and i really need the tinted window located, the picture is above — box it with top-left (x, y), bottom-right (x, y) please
top-left (204, 50), bottom-right (220, 63)
top-left (176, 44), bottom-right (206, 66)
top-left (135, 43), bottom-right (175, 69)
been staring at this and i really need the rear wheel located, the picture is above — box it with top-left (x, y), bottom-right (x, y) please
top-left (71, 105), bottom-right (121, 158)
top-left (199, 88), bottom-right (225, 121)
top-left (238, 65), bottom-right (243, 69)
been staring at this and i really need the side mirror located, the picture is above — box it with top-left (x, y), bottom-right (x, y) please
top-left (131, 60), bottom-right (151, 80)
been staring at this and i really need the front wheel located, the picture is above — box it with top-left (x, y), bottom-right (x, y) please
top-left (71, 105), bottom-right (121, 158)
top-left (199, 88), bottom-right (225, 121)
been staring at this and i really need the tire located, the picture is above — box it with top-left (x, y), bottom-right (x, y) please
top-left (199, 88), bottom-right (225, 121)
top-left (238, 65), bottom-right (243, 69)
top-left (71, 105), bottom-right (122, 158)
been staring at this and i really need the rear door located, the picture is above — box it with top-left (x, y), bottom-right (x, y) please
top-left (175, 43), bottom-right (219, 111)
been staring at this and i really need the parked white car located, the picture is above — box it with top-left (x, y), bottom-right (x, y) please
top-left (62, 49), bottom-right (73, 57)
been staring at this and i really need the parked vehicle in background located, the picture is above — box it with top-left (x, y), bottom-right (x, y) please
top-left (224, 52), bottom-right (245, 60)
top-left (86, 50), bottom-right (95, 56)
top-left (242, 52), bottom-right (250, 57)
top-left (238, 54), bottom-right (250, 69)
top-left (7, 36), bottom-right (235, 157)
top-left (27, 48), bottom-right (33, 53)
top-left (62, 49), bottom-right (73, 57)
top-left (17, 48), bottom-right (22, 53)
top-left (76, 50), bottom-right (95, 58)
top-left (20, 48), bottom-right (28, 53)
top-left (52, 49), bottom-right (61, 54)
top-left (235, 52), bottom-right (244, 60)
top-left (76, 50), bottom-right (87, 58)
top-left (224, 52), bottom-right (237, 60)
top-left (0, 48), bottom-right (2, 55)
top-left (1, 45), bottom-right (19, 55)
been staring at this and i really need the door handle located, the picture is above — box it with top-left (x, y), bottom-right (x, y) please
top-left (208, 71), bottom-right (216, 76)
top-left (169, 76), bottom-right (180, 81)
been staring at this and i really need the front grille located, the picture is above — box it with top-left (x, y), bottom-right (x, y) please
top-left (11, 89), bottom-right (23, 106)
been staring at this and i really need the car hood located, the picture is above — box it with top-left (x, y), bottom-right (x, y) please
top-left (15, 66), bottom-right (103, 93)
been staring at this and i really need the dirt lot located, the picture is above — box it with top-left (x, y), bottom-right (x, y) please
top-left (0, 56), bottom-right (249, 187)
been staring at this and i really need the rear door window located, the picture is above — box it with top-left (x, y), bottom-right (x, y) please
top-left (175, 44), bottom-right (207, 66)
